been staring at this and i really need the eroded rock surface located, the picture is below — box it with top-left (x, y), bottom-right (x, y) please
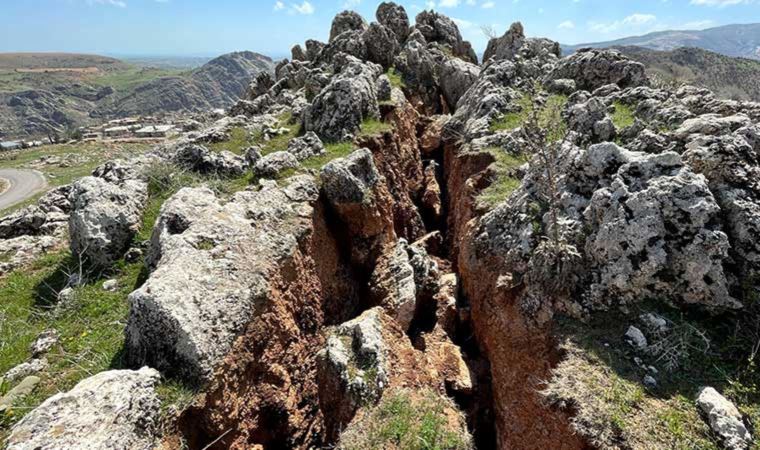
top-left (6, 368), bottom-right (161, 450)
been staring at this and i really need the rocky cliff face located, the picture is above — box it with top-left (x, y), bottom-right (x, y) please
top-left (3, 3), bottom-right (760, 450)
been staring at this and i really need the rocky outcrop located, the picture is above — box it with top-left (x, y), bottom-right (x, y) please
top-left (287, 131), bottom-right (325, 161)
top-left (304, 58), bottom-right (381, 141)
top-left (376, 1), bottom-right (410, 43)
top-left (414, 11), bottom-right (477, 64)
top-left (126, 178), bottom-right (322, 383)
top-left (6, 368), bottom-right (161, 450)
top-left (68, 174), bottom-right (147, 268)
top-left (329, 11), bottom-right (368, 43)
top-left (254, 150), bottom-right (299, 177)
top-left (546, 48), bottom-right (648, 91)
top-left (175, 144), bottom-right (247, 176)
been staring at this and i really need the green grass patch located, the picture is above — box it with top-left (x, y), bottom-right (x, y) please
top-left (207, 127), bottom-right (251, 155)
top-left (489, 93), bottom-right (568, 142)
top-left (385, 67), bottom-right (405, 89)
top-left (338, 389), bottom-right (473, 450)
top-left (611, 101), bottom-right (636, 129)
top-left (476, 147), bottom-right (529, 209)
top-left (358, 117), bottom-right (393, 137)
top-left (0, 251), bottom-right (144, 440)
top-left (87, 66), bottom-right (185, 93)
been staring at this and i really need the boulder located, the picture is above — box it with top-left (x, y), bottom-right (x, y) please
top-left (253, 151), bottom-right (299, 178)
top-left (5, 368), bottom-right (161, 450)
top-left (125, 178), bottom-right (320, 382)
top-left (305, 58), bottom-right (381, 141)
top-left (175, 144), bottom-right (247, 177)
top-left (305, 39), bottom-right (325, 60)
top-left (547, 48), bottom-right (648, 92)
top-left (291, 44), bottom-right (307, 61)
top-left (376, 74), bottom-right (392, 101)
top-left (697, 387), bottom-right (752, 450)
top-left (329, 10), bottom-right (368, 43)
top-left (483, 22), bottom-right (525, 62)
top-left (440, 57), bottom-right (480, 111)
top-left (287, 131), bottom-right (326, 161)
top-left (68, 176), bottom-right (147, 268)
top-left (414, 10), bottom-right (477, 64)
top-left (376, 1), bottom-right (410, 43)
top-left (365, 22), bottom-right (400, 69)
top-left (317, 308), bottom-right (390, 438)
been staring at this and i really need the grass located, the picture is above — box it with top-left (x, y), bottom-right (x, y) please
top-left (252, 112), bottom-right (302, 156)
top-left (544, 302), bottom-right (760, 450)
top-left (87, 66), bottom-right (185, 93)
top-left (0, 141), bottom-right (152, 215)
top-left (275, 141), bottom-right (357, 183)
top-left (385, 67), bottom-right (405, 89)
top-left (338, 389), bottom-right (473, 450)
top-left (207, 127), bottom-right (251, 155)
top-left (476, 147), bottom-right (529, 209)
top-left (358, 118), bottom-right (393, 138)
top-left (489, 93), bottom-right (568, 143)
top-left (0, 251), bottom-right (143, 441)
top-left (611, 101), bottom-right (636, 129)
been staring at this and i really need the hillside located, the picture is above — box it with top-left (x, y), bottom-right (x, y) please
top-left (562, 23), bottom-right (760, 60)
top-left (95, 51), bottom-right (273, 117)
top-left (2, 5), bottom-right (759, 450)
top-left (0, 52), bottom-right (274, 139)
top-left (616, 46), bottom-right (760, 101)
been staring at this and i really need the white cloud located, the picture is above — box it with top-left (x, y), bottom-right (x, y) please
top-left (438, 0), bottom-right (460, 7)
top-left (343, 0), bottom-right (361, 7)
top-left (273, 1), bottom-right (285, 11)
top-left (622, 13), bottom-right (657, 26)
top-left (87, 0), bottom-right (127, 7)
top-left (290, 0), bottom-right (314, 14)
top-left (690, 0), bottom-right (751, 6)
top-left (589, 13), bottom-right (657, 34)
top-left (558, 20), bottom-right (575, 29)
top-left (482, 1), bottom-right (495, 7)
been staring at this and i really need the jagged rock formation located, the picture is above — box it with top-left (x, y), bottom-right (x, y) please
top-left (5, 4), bottom-right (760, 450)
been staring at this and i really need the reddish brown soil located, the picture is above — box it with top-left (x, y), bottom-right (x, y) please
top-left (178, 201), bottom-right (361, 450)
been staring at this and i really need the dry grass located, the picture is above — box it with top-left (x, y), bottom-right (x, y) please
top-left (544, 306), bottom-right (760, 450)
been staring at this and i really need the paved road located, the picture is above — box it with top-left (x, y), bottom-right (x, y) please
top-left (0, 169), bottom-right (48, 211)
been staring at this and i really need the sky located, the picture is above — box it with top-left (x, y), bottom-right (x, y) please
top-left (0, 0), bottom-right (757, 58)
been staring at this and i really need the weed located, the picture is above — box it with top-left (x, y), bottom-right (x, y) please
top-left (358, 118), bottom-right (393, 137)
top-left (385, 67), bottom-right (406, 89)
top-left (611, 101), bottom-right (636, 129)
top-left (476, 147), bottom-right (528, 209)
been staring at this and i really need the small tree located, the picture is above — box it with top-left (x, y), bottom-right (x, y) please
top-left (519, 83), bottom-right (581, 293)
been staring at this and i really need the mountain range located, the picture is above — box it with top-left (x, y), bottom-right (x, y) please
top-left (0, 52), bottom-right (273, 139)
top-left (562, 23), bottom-right (760, 60)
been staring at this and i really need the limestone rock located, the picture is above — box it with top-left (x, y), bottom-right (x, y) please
top-left (175, 144), bottom-right (247, 177)
top-left (376, 1), bottom-right (410, 43)
top-left (697, 387), bottom-right (752, 450)
top-left (6, 368), bottom-right (161, 450)
top-left (2, 359), bottom-right (47, 384)
top-left (483, 22), bottom-right (525, 62)
top-left (305, 58), bottom-right (381, 141)
top-left (547, 48), bottom-right (648, 92)
top-left (376, 74), bottom-right (392, 102)
top-left (30, 329), bottom-right (59, 357)
top-left (329, 10), bottom-right (368, 43)
top-left (287, 131), bottom-right (325, 161)
top-left (414, 10), bottom-right (477, 64)
top-left (0, 376), bottom-right (40, 413)
top-left (624, 326), bottom-right (647, 349)
top-left (125, 178), bottom-right (320, 382)
top-left (365, 22), bottom-right (399, 69)
top-left (68, 176), bottom-right (147, 268)
top-left (253, 151), bottom-right (299, 178)
top-left (440, 57), bottom-right (480, 111)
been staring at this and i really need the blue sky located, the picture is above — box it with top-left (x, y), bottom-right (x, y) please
top-left (1, 0), bottom-right (757, 58)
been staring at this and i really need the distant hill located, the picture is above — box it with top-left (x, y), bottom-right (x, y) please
top-left (615, 46), bottom-right (760, 101)
top-left (0, 53), bottom-right (129, 71)
top-left (562, 23), bottom-right (760, 60)
top-left (0, 51), bottom-right (274, 139)
top-left (96, 51), bottom-right (273, 118)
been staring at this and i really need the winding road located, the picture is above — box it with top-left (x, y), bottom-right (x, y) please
top-left (0, 169), bottom-right (48, 211)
